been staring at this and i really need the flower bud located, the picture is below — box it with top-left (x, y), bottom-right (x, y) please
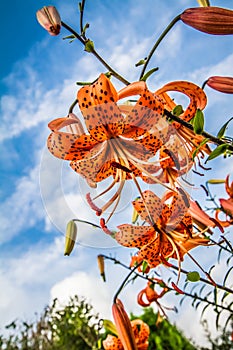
top-left (206, 76), bottom-right (233, 94)
top-left (36, 6), bottom-right (61, 36)
top-left (112, 299), bottom-right (137, 350)
top-left (181, 7), bottom-right (233, 35)
top-left (64, 220), bottom-right (77, 256)
top-left (97, 255), bottom-right (106, 282)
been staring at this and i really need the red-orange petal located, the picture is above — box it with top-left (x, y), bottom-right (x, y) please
top-left (155, 81), bottom-right (207, 124)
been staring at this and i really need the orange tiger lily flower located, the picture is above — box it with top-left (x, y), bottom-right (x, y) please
top-left (137, 280), bottom-right (168, 307)
top-left (48, 74), bottom-right (172, 219)
top-left (115, 189), bottom-right (210, 268)
top-left (131, 319), bottom-right (150, 350)
top-left (103, 335), bottom-right (124, 350)
top-left (154, 81), bottom-right (210, 181)
top-left (47, 75), bottom-right (208, 219)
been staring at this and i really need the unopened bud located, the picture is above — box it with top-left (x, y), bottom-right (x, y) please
top-left (206, 76), bottom-right (233, 94)
top-left (97, 255), bottom-right (106, 282)
top-left (36, 6), bottom-right (61, 36)
top-left (196, 0), bottom-right (210, 6)
top-left (64, 220), bottom-right (77, 256)
top-left (181, 7), bottom-right (233, 35)
top-left (112, 299), bottom-right (137, 350)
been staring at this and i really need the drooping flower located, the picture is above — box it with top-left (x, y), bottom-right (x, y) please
top-left (206, 76), bottom-right (233, 94)
top-left (115, 189), bottom-right (210, 268)
top-left (180, 7), bottom-right (233, 35)
top-left (36, 6), bottom-right (61, 36)
top-left (154, 81), bottom-right (210, 175)
top-left (137, 280), bottom-right (168, 307)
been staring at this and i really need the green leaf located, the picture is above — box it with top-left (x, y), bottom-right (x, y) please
top-left (76, 81), bottom-right (92, 86)
top-left (196, 0), bottom-right (210, 6)
top-left (102, 319), bottom-right (118, 336)
top-left (135, 59), bottom-right (146, 67)
top-left (193, 109), bottom-right (204, 134)
top-left (140, 67), bottom-right (159, 81)
top-left (192, 138), bottom-right (209, 160)
top-left (187, 271), bottom-right (200, 282)
top-left (172, 105), bottom-right (184, 117)
top-left (63, 34), bottom-right (76, 40)
top-left (82, 23), bottom-right (90, 36)
top-left (207, 179), bottom-right (226, 184)
top-left (206, 143), bottom-right (229, 162)
top-left (217, 116), bottom-right (233, 139)
top-left (142, 260), bottom-right (148, 273)
top-left (85, 40), bottom-right (95, 52)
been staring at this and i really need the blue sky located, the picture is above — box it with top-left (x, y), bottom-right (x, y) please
top-left (1, 0), bottom-right (233, 346)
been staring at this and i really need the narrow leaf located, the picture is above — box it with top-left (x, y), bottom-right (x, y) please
top-left (223, 266), bottom-right (233, 286)
top-left (207, 179), bottom-right (225, 184)
top-left (206, 144), bottom-right (229, 162)
top-left (193, 109), bottom-right (204, 134)
top-left (140, 67), bottom-right (159, 82)
top-left (217, 116), bottom-right (233, 138)
top-left (192, 138), bottom-right (209, 160)
top-left (196, 0), bottom-right (210, 6)
top-left (63, 34), bottom-right (76, 40)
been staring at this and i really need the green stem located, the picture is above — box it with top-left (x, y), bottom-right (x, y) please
top-left (181, 290), bottom-right (231, 313)
top-left (113, 262), bottom-right (142, 303)
top-left (73, 218), bottom-right (101, 228)
top-left (139, 14), bottom-right (181, 80)
top-left (61, 21), bottom-right (130, 86)
top-left (104, 256), bottom-right (232, 312)
top-left (169, 263), bottom-right (233, 295)
top-left (68, 99), bottom-right (78, 114)
top-left (79, 0), bottom-right (86, 39)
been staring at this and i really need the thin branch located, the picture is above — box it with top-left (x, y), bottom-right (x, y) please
top-left (169, 263), bottom-right (233, 295)
top-left (61, 21), bottom-right (130, 86)
top-left (164, 109), bottom-right (233, 152)
top-left (139, 14), bottom-right (181, 80)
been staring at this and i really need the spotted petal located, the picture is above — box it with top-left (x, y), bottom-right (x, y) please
top-left (133, 190), bottom-right (164, 225)
top-left (137, 237), bottom-right (161, 268)
top-left (77, 74), bottom-right (124, 140)
top-left (70, 141), bottom-right (115, 182)
top-left (155, 81), bottom-right (207, 124)
top-left (116, 225), bottom-right (155, 248)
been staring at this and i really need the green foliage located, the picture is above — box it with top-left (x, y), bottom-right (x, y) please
top-left (0, 296), bottom-right (99, 350)
top-left (130, 307), bottom-right (196, 350)
top-left (193, 109), bottom-right (205, 134)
